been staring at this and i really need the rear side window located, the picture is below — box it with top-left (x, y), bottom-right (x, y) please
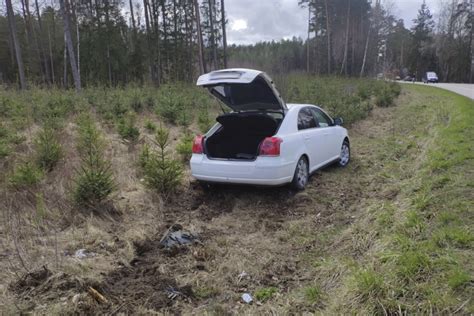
top-left (298, 108), bottom-right (317, 130)
top-left (311, 108), bottom-right (332, 127)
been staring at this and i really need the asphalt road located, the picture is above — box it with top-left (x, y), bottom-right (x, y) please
top-left (401, 81), bottom-right (474, 100)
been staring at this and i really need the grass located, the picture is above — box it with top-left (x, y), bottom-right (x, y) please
top-left (318, 85), bottom-right (474, 314)
top-left (3, 79), bottom-right (471, 314)
top-left (254, 287), bottom-right (278, 302)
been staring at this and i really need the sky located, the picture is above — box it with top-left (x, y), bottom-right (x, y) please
top-left (226, 0), bottom-right (442, 45)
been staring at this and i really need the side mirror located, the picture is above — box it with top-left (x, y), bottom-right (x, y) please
top-left (334, 117), bottom-right (343, 126)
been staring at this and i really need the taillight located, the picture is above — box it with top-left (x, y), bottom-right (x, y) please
top-left (259, 137), bottom-right (283, 156)
top-left (192, 135), bottom-right (204, 154)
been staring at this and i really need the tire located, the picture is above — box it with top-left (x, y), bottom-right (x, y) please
top-left (338, 140), bottom-right (350, 167)
top-left (291, 156), bottom-right (309, 190)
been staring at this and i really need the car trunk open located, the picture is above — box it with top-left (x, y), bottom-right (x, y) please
top-left (197, 69), bottom-right (287, 160)
top-left (205, 112), bottom-right (281, 160)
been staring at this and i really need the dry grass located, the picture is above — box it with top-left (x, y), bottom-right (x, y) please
top-left (1, 83), bottom-right (471, 314)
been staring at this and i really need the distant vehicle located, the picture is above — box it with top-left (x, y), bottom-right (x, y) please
top-left (190, 68), bottom-right (350, 190)
top-left (422, 72), bottom-right (439, 83)
top-left (395, 76), bottom-right (401, 81)
top-left (403, 75), bottom-right (415, 82)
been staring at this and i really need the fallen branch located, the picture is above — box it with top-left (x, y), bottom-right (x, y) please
top-left (87, 286), bottom-right (108, 304)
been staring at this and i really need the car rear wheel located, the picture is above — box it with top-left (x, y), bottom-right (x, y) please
top-left (291, 156), bottom-right (309, 190)
top-left (338, 140), bottom-right (350, 167)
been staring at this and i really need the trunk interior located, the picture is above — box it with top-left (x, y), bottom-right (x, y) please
top-left (205, 112), bottom-right (281, 160)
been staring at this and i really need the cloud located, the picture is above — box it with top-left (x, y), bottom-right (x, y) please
top-left (225, 0), bottom-right (441, 45)
top-left (231, 19), bottom-right (248, 31)
top-left (225, 0), bottom-right (307, 45)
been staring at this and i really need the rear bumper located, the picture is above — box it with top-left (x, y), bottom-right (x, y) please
top-left (190, 154), bottom-right (295, 186)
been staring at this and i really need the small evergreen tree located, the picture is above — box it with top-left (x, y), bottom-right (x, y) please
top-left (140, 126), bottom-right (183, 193)
top-left (73, 114), bottom-right (115, 208)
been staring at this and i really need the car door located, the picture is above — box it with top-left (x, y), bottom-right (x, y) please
top-left (310, 108), bottom-right (340, 162)
top-left (297, 107), bottom-right (326, 171)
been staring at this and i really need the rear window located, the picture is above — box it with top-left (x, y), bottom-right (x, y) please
top-left (210, 76), bottom-right (280, 111)
top-left (427, 72), bottom-right (437, 77)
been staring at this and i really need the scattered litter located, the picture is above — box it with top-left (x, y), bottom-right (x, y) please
top-left (237, 271), bottom-right (248, 283)
top-left (242, 293), bottom-right (253, 304)
top-left (87, 286), bottom-right (108, 304)
top-left (71, 293), bottom-right (81, 304)
top-left (165, 287), bottom-right (182, 300)
top-left (159, 224), bottom-right (199, 248)
top-left (165, 285), bottom-right (193, 300)
top-left (74, 249), bottom-right (96, 259)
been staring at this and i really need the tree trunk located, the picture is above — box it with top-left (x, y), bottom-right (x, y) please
top-left (470, 0), bottom-right (473, 83)
top-left (63, 33), bottom-right (68, 87)
top-left (194, 0), bottom-right (206, 74)
top-left (76, 18), bottom-right (80, 83)
top-left (184, 2), bottom-right (192, 81)
top-left (323, 0), bottom-right (331, 74)
top-left (340, 0), bottom-right (351, 75)
top-left (26, 0), bottom-right (47, 84)
top-left (35, 0), bottom-right (52, 85)
top-left (129, 0), bottom-right (136, 31)
top-left (208, 0), bottom-right (218, 70)
top-left (306, 3), bottom-right (311, 73)
top-left (6, 0), bottom-right (27, 89)
top-left (143, 0), bottom-right (153, 82)
top-left (59, 0), bottom-right (81, 92)
top-left (360, 20), bottom-right (371, 77)
top-left (47, 23), bottom-right (55, 85)
top-left (221, 0), bottom-right (228, 68)
top-left (151, 0), bottom-right (161, 85)
top-left (161, 0), bottom-right (169, 78)
top-left (104, 0), bottom-right (113, 86)
top-left (173, 0), bottom-right (178, 81)
top-left (20, 0), bottom-right (31, 66)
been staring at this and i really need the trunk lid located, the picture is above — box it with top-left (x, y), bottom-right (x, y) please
top-left (196, 68), bottom-right (287, 113)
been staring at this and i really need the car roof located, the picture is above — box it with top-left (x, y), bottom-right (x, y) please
top-left (287, 103), bottom-right (323, 111)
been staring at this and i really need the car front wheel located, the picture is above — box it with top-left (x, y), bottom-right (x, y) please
top-left (338, 140), bottom-right (350, 167)
top-left (291, 156), bottom-right (309, 190)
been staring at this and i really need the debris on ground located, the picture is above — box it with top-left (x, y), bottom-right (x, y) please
top-left (241, 293), bottom-right (253, 304)
top-left (74, 249), bottom-right (96, 259)
top-left (10, 266), bottom-right (52, 293)
top-left (159, 224), bottom-right (200, 248)
top-left (87, 286), bottom-right (108, 304)
top-left (237, 271), bottom-right (248, 283)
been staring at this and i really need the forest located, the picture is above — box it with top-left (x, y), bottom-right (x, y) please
top-left (1, 0), bottom-right (473, 90)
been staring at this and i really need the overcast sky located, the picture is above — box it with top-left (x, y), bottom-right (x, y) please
top-left (226, 0), bottom-right (442, 45)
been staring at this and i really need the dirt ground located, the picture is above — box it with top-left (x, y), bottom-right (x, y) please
top-left (1, 89), bottom-right (433, 314)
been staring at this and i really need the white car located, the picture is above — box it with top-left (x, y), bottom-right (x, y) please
top-left (190, 68), bottom-right (350, 190)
